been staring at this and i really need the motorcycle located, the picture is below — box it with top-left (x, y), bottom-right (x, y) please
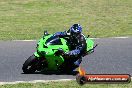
top-left (22, 31), bottom-right (97, 74)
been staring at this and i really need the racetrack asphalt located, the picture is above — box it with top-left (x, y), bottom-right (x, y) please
top-left (0, 38), bottom-right (132, 82)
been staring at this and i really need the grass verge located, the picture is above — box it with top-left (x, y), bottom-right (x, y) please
top-left (0, 80), bottom-right (132, 88)
top-left (0, 0), bottom-right (132, 40)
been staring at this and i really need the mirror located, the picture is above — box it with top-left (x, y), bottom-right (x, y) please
top-left (87, 35), bottom-right (90, 38)
top-left (44, 30), bottom-right (48, 35)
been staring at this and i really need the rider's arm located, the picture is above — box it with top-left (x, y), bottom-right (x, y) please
top-left (54, 31), bottom-right (70, 37)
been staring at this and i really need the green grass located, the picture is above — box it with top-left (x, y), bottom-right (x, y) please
top-left (0, 81), bottom-right (132, 88)
top-left (0, 0), bottom-right (132, 40)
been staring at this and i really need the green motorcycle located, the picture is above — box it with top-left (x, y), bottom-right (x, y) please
top-left (22, 31), bottom-right (97, 74)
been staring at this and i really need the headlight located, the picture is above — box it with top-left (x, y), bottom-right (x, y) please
top-left (43, 45), bottom-right (48, 48)
top-left (36, 42), bottom-right (40, 48)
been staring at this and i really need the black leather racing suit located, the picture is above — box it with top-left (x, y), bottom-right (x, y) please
top-left (54, 31), bottom-right (87, 67)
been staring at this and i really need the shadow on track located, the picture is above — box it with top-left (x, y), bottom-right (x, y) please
top-left (21, 71), bottom-right (79, 76)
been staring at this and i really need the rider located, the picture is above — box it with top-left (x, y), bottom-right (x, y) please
top-left (54, 24), bottom-right (87, 70)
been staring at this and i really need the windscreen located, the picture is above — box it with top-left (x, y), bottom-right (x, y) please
top-left (45, 35), bottom-right (62, 45)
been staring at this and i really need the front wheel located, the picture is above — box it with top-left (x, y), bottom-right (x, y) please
top-left (22, 55), bottom-right (38, 74)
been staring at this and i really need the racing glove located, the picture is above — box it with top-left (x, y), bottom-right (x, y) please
top-left (55, 49), bottom-right (70, 59)
top-left (55, 48), bottom-right (65, 56)
top-left (55, 49), bottom-right (81, 62)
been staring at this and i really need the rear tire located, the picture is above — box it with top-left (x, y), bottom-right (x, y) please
top-left (22, 55), bottom-right (38, 74)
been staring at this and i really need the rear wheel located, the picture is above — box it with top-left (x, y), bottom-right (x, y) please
top-left (22, 55), bottom-right (38, 74)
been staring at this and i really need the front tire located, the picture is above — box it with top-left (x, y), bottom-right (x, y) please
top-left (22, 55), bottom-right (38, 74)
